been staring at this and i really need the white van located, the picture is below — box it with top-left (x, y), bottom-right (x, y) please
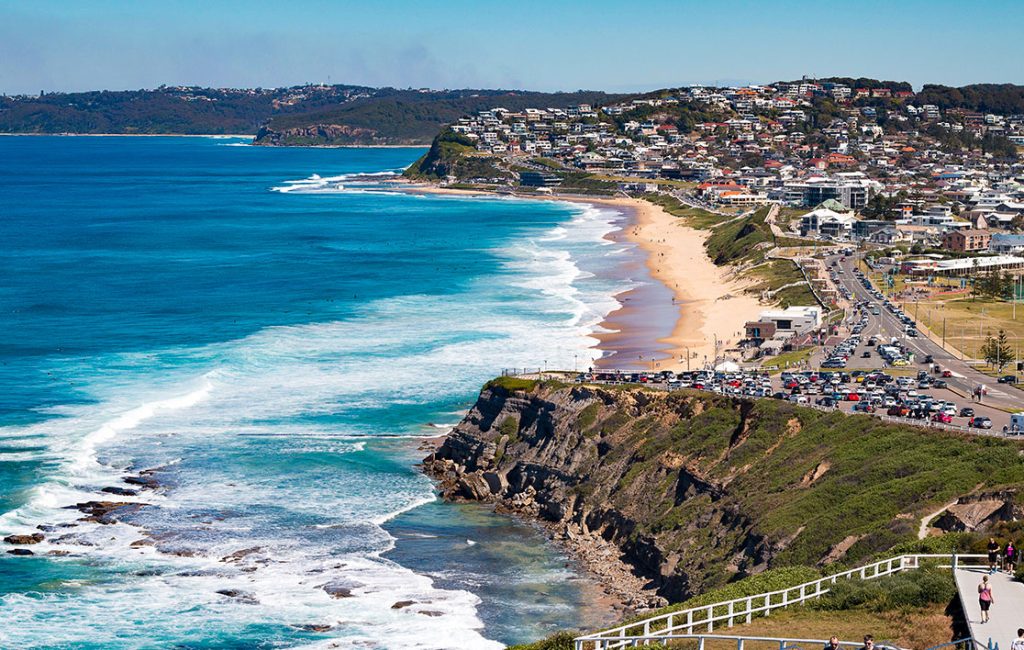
top-left (1010, 413), bottom-right (1024, 433)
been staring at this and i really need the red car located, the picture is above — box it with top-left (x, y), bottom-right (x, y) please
top-left (693, 383), bottom-right (705, 390)
top-left (931, 412), bottom-right (953, 424)
top-left (942, 370), bottom-right (952, 378)
top-left (846, 393), bottom-right (861, 401)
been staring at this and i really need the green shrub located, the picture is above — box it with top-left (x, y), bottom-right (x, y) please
top-left (811, 567), bottom-right (954, 612)
top-left (499, 416), bottom-right (520, 440)
top-left (484, 376), bottom-right (538, 393)
top-left (508, 631), bottom-right (576, 650)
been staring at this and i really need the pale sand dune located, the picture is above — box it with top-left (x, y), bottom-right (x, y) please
top-left (395, 183), bottom-right (764, 371)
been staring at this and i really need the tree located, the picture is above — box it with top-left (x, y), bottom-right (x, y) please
top-left (981, 329), bottom-right (1014, 371)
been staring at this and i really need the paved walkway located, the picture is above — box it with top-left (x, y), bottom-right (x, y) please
top-left (954, 566), bottom-right (1024, 648)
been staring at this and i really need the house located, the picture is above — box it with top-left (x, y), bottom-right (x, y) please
top-left (800, 207), bottom-right (855, 238)
top-left (989, 233), bottom-right (1024, 254)
top-left (747, 306), bottom-right (823, 340)
top-left (942, 228), bottom-right (991, 252)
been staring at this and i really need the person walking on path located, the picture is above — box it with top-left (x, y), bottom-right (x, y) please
top-left (1006, 541), bottom-right (1017, 574)
top-left (823, 636), bottom-right (842, 650)
top-left (1011, 629), bottom-right (1024, 650)
top-left (988, 537), bottom-right (1001, 574)
top-left (978, 574), bottom-right (994, 624)
top-left (858, 635), bottom-right (876, 650)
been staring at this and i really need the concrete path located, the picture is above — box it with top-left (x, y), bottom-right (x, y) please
top-left (954, 566), bottom-right (1024, 649)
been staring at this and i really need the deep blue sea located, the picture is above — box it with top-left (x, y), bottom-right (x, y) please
top-left (0, 136), bottom-right (635, 648)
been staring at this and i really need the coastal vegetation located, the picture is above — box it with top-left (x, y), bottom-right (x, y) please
top-left (0, 85), bottom-right (622, 144)
top-left (403, 129), bottom-right (512, 181)
top-left (431, 380), bottom-right (1024, 601)
top-left (440, 380), bottom-right (1023, 648)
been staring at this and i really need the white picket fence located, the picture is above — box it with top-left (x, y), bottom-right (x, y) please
top-left (574, 554), bottom-right (988, 650)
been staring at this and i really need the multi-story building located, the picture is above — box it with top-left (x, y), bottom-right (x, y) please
top-left (942, 228), bottom-right (991, 252)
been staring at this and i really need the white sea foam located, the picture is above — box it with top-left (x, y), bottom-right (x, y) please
top-left (0, 185), bottom-right (634, 647)
top-left (270, 171), bottom-right (403, 193)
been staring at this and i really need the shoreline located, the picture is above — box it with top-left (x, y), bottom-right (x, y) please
top-left (0, 133), bottom-right (427, 148)
top-left (0, 132), bottom-right (255, 138)
top-left (392, 181), bottom-right (764, 372)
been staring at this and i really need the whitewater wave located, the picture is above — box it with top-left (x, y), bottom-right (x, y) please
top-left (271, 171), bottom-right (403, 194)
top-left (0, 182), bottom-right (633, 648)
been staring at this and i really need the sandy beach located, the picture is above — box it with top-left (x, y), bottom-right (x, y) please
top-left (394, 182), bottom-right (764, 372)
top-left (621, 198), bottom-right (764, 371)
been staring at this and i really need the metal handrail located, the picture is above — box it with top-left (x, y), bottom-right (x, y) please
top-left (576, 634), bottom-right (902, 650)
top-left (575, 554), bottom-right (988, 650)
top-left (924, 639), bottom-right (995, 650)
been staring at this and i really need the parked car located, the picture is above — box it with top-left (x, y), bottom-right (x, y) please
top-left (960, 407), bottom-right (975, 418)
top-left (998, 375), bottom-right (1018, 384)
top-left (970, 416), bottom-right (993, 429)
top-left (931, 412), bottom-right (953, 424)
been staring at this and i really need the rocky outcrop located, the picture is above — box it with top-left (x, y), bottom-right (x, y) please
top-left (424, 382), bottom-right (776, 602)
top-left (424, 380), bottom-right (1024, 605)
top-left (4, 533), bottom-right (44, 545)
top-left (933, 490), bottom-right (1020, 532)
top-left (253, 124), bottom-right (381, 146)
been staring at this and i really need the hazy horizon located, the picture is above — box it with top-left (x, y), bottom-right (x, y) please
top-left (2, 0), bottom-right (1023, 96)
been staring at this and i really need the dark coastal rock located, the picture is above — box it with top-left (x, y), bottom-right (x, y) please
top-left (4, 533), bottom-right (44, 545)
top-left (7, 548), bottom-right (35, 556)
top-left (422, 383), bottom-right (772, 604)
top-left (72, 500), bottom-right (148, 525)
top-left (417, 610), bottom-right (444, 617)
top-left (390, 600), bottom-right (416, 609)
top-left (221, 547), bottom-right (261, 563)
top-left (321, 579), bottom-right (362, 599)
top-left (292, 623), bottom-right (333, 633)
top-left (102, 486), bottom-right (139, 497)
top-left (123, 469), bottom-right (161, 490)
top-left (216, 589), bottom-right (259, 604)
top-left (457, 472), bottom-right (493, 501)
top-left (254, 123), bottom-right (380, 147)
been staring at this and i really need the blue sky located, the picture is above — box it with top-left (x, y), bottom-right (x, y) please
top-left (2, 0), bottom-right (1022, 94)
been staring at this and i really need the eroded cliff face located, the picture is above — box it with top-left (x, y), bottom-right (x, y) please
top-left (425, 383), bottom-right (778, 602)
top-left (424, 380), bottom-right (1024, 603)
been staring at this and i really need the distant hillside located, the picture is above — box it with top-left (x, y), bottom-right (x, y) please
top-left (252, 88), bottom-right (625, 146)
top-left (775, 77), bottom-right (915, 92)
top-left (0, 85), bottom-right (374, 135)
top-left (0, 84), bottom-right (623, 143)
top-left (916, 83), bottom-right (1024, 115)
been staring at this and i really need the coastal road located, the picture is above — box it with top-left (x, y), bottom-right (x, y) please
top-left (830, 252), bottom-right (1024, 414)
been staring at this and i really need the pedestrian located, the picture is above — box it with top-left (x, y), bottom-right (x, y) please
top-left (978, 574), bottom-right (994, 624)
top-left (988, 537), bottom-right (1001, 574)
top-left (1006, 541), bottom-right (1016, 574)
top-left (858, 635), bottom-right (875, 650)
top-left (1011, 629), bottom-right (1024, 650)
top-left (823, 636), bottom-right (842, 650)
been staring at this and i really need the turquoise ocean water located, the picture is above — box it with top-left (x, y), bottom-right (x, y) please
top-left (0, 136), bottom-right (642, 648)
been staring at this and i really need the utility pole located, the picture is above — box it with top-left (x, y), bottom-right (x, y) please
top-left (942, 316), bottom-right (946, 351)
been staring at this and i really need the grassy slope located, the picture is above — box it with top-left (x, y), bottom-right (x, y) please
top-left (541, 387), bottom-right (1024, 588)
top-left (511, 567), bottom-right (959, 650)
